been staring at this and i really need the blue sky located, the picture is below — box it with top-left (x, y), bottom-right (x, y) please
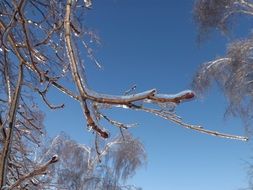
top-left (44, 1), bottom-right (253, 189)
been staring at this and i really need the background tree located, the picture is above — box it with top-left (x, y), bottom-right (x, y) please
top-left (39, 132), bottom-right (145, 190)
top-left (0, 0), bottom-right (249, 189)
top-left (193, 0), bottom-right (253, 131)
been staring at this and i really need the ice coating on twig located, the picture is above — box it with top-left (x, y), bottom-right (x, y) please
top-left (85, 88), bottom-right (157, 102)
top-left (156, 90), bottom-right (195, 98)
top-left (153, 90), bottom-right (195, 103)
top-left (132, 105), bottom-right (248, 141)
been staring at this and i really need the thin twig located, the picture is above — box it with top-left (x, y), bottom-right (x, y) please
top-left (130, 104), bottom-right (248, 141)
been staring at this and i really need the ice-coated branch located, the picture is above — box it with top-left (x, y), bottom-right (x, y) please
top-left (64, 1), bottom-right (196, 106)
top-left (3, 50), bottom-right (12, 104)
top-left (205, 58), bottom-right (231, 70)
top-left (34, 85), bottom-right (65, 110)
top-left (64, 3), bottom-right (197, 107)
top-left (1, 0), bottom-right (20, 51)
top-left (83, 100), bottom-right (109, 138)
top-left (18, 0), bottom-right (43, 82)
top-left (0, 63), bottom-right (24, 187)
top-left (8, 155), bottom-right (59, 190)
top-left (130, 104), bottom-right (248, 141)
top-left (148, 90), bottom-right (195, 103)
top-left (100, 113), bottom-right (137, 129)
top-left (63, 0), bottom-right (248, 141)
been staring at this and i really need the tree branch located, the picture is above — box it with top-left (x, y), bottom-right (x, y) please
top-left (0, 63), bottom-right (24, 187)
top-left (8, 155), bottom-right (59, 190)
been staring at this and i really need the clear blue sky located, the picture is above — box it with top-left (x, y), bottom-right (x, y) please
top-left (44, 1), bottom-right (253, 190)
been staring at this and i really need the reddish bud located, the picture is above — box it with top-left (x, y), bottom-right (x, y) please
top-left (100, 131), bottom-right (109, 138)
top-left (182, 92), bottom-right (195, 100)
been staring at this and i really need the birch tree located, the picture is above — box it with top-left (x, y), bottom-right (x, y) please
top-left (39, 132), bottom-right (145, 190)
top-left (193, 0), bottom-right (253, 130)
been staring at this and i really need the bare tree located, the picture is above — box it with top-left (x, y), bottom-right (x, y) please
top-left (0, 0), bottom-right (249, 189)
top-left (38, 132), bottom-right (145, 190)
top-left (193, 0), bottom-right (253, 130)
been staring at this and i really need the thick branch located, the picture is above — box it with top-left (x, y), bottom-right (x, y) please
top-left (64, 0), bottom-right (195, 106)
top-left (8, 155), bottom-right (59, 190)
top-left (0, 63), bottom-right (24, 188)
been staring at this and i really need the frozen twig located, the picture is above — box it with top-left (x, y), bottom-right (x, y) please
top-left (34, 84), bottom-right (65, 110)
top-left (130, 104), bottom-right (248, 141)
